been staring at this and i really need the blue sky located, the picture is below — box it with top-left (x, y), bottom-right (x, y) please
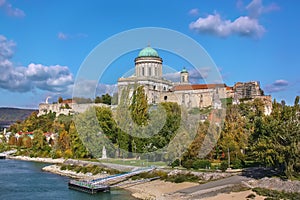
top-left (0, 0), bottom-right (299, 108)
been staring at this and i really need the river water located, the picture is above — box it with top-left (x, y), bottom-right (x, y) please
top-left (0, 159), bottom-right (136, 200)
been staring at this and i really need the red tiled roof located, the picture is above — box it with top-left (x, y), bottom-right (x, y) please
top-left (62, 99), bottom-right (75, 104)
top-left (172, 84), bottom-right (226, 91)
top-left (226, 86), bottom-right (233, 91)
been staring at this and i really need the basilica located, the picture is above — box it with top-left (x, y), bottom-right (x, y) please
top-left (119, 46), bottom-right (245, 110)
top-left (38, 46), bottom-right (272, 117)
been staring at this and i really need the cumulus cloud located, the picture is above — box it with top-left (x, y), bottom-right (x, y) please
top-left (0, 0), bottom-right (25, 17)
top-left (189, 14), bottom-right (265, 38)
top-left (188, 8), bottom-right (199, 16)
top-left (73, 79), bottom-right (117, 98)
top-left (163, 68), bottom-right (210, 83)
top-left (264, 79), bottom-right (289, 93)
top-left (0, 35), bottom-right (74, 93)
top-left (189, 0), bottom-right (279, 38)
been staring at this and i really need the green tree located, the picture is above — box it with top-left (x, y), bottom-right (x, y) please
top-left (69, 121), bottom-right (89, 158)
top-left (251, 97), bottom-right (300, 178)
top-left (129, 85), bottom-right (149, 126)
top-left (58, 96), bottom-right (63, 103)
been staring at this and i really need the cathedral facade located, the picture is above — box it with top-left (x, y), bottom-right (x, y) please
top-left (117, 46), bottom-right (227, 109)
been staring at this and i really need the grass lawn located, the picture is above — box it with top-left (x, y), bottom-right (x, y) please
top-left (100, 158), bottom-right (167, 167)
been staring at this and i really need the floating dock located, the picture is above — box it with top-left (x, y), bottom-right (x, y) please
top-left (68, 166), bottom-right (156, 194)
top-left (68, 180), bottom-right (109, 194)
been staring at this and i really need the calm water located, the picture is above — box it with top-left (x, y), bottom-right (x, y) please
top-left (0, 159), bottom-right (136, 200)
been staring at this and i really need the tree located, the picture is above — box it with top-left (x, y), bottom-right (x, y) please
top-left (129, 85), bottom-right (149, 126)
top-left (58, 96), bottom-right (63, 103)
top-left (251, 97), bottom-right (300, 178)
top-left (95, 96), bottom-right (101, 103)
top-left (69, 121), bottom-right (89, 158)
top-left (101, 93), bottom-right (112, 105)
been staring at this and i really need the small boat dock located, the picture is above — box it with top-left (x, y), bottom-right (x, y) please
top-left (68, 166), bottom-right (156, 194)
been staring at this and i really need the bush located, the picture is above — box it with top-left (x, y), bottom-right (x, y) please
top-left (232, 158), bottom-right (244, 169)
top-left (220, 161), bottom-right (228, 172)
top-left (192, 159), bottom-right (211, 170)
top-left (170, 159), bottom-right (180, 168)
top-left (166, 173), bottom-right (199, 183)
top-left (182, 159), bottom-right (194, 169)
top-left (252, 187), bottom-right (300, 200)
top-left (60, 165), bottom-right (67, 170)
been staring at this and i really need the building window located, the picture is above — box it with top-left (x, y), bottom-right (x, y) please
top-left (148, 67), bottom-right (151, 76)
top-left (155, 67), bottom-right (158, 76)
top-left (142, 67), bottom-right (145, 76)
top-left (164, 96), bottom-right (167, 101)
top-left (181, 76), bottom-right (185, 82)
top-left (153, 85), bottom-right (156, 90)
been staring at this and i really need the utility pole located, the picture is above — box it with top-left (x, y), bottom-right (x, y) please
top-left (228, 147), bottom-right (230, 169)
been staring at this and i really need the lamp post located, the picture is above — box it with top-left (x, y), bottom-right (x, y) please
top-left (227, 147), bottom-right (230, 169)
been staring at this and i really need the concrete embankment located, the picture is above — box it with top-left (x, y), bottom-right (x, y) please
top-left (7, 155), bottom-right (65, 164)
top-left (42, 164), bottom-right (108, 180)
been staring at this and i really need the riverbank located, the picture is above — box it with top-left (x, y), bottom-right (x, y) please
top-left (7, 155), bottom-right (300, 199)
top-left (42, 164), bottom-right (108, 180)
top-left (7, 155), bottom-right (65, 164)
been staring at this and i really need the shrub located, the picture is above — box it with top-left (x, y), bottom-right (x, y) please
top-left (60, 165), bottom-right (67, 170)
top-left (166, 173), bottom-right (199, 183)
top-left (182, 159), bottom-right (194, 169)
top-left (246, 193), bottom-right (256, 199)
top-left (232, 158), bottom-right (244, 169)
top-left (170, 159), bottom-right (180, 168)
top-left (220, 161), bottom-right (228, 172)
top-left (192, 159), bottom-right (211, 170)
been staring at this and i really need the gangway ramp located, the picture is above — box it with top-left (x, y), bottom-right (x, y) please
top-left (68, 166), bottom-right (156, 194)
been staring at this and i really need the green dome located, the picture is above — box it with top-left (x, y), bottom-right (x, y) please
top-left (138, 46), bottom-right (159, 57)
top-left (181, 67), bottom-right (188, 73)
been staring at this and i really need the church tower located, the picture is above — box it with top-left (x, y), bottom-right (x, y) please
top-left (180, 67), bottom-right (189, 84)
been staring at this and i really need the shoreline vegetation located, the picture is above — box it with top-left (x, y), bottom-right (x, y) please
top-left (6, 155), bottom-right (300, 200)
top-left (1, 96), bottom-right (300, 199)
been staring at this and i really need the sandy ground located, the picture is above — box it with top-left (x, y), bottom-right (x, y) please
top-left (123, 180), bottom-right (198, 200)
top-left (123, 180), bottom-right (268, 200)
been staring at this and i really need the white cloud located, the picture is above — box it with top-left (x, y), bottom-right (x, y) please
top-left (0, 35), bottom-right (15, 60)
top-left (264, 79), bottom-right (289, 93)
top-left (0, 35), bottom-right (74, 93)
top-left (57, 32), bottom-right (68, 40)
top-left (246, 0), bottom-right (279, 18)
top-left (163, 68), bottom-right (210, 83)
top-left (189, 0), bottom-right (279, 38)
top-left (57, 32), bottom-right (88, 40)
top-left (189, 13), bottom-right (265, 38)
top-left (72, 79), bottom-right (117, 98)
top-left (188, 8), bottom-right (199, 16)
top-left (0, 0), bottom-right (25, 17)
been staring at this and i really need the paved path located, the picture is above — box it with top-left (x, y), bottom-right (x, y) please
top-left (173, 175), bottom-right (250, 199)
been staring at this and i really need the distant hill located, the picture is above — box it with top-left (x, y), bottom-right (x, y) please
top-left (0, 107), bottom-right (37, 128)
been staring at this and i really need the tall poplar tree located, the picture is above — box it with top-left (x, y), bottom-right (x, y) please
top-left (129, 85), bottom-right (149, 126)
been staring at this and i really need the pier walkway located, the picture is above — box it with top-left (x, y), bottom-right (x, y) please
top-left (68, 166), bottom-right (156, 194)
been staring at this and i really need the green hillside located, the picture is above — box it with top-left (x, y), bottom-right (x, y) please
top-left (0, 107), bottom-right (37, 126)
